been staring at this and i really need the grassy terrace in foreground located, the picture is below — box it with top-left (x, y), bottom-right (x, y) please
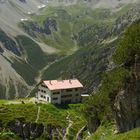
top-left (0, 100), bottom-right (87, 139)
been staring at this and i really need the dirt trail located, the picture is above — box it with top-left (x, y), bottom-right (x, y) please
top-left (63, 113), bottom-right (73, 140)
top-left (35, 106), bottom-right (41, 123)
top-left (35, 54), bottom-right (70, 84)
top-left (76, 125), bottom-right (87, 140)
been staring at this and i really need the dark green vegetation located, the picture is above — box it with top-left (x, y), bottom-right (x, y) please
top-left (113, 20), bottom-right (140, 65)
top-left (83, 67), bottom-right (130, 121)
top-left (83, 20), bottom-right (140, 139)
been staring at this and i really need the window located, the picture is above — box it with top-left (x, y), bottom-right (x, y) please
top-left (40, 90), bottom-right (46, 93)
top-left (47, 97), bottom-right (49, 101)
top-left (61, 95), bottom-right (72, 98)
top-left (53, 97), bottom-right (58, 100)
top-left (53, 92), bottom-right (60, 95)
top-left (75, 94), bottom-right (79, 96)
top-left (41, 85), bottom-right (47, 88)
top-left (66, 89), bottom-right (72, 92)
top-left (40, 95), bottom-right (46, 99)
top-left (75, 88), bottom-right (79, 91)
top-left (63, 100), bottom-right (71, 104)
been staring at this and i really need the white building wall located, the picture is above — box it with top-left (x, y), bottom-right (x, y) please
top-left (37, 83), bottom-right (82, 104)
top-left (37, 84), bottom-right (51, 103)
top-left (51, 90), bottom-right (61, 104)
top-left (61, 88), bottom-right (82, 104)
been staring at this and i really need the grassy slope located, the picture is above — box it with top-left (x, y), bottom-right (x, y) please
top-left (20, 4), bottom-right (116, 53)
top-left (42, 40), bottom-right (117, 93)
top-left (33, 4), bottom-right (135, 91)
top-left (0, 3), bottom-right (138, 138)
top-left (89, 123), bottom-right (140, 140)
top-left (17, 4), bottom-right (135, 88)
top-left (11, 35), bottom-right (58, 85)
top-left (0, 100), bottom-right (86, 140)
top-left (86, 19), bottom-right (140, 140)
top-left (15, 36), bottom-right (48, 70)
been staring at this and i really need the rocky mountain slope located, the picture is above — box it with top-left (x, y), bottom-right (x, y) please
top-left (0, 0), bottom-right (59, 99)
top-left (84, 20), bottom-right (140, 139)
top-left (0, 0), bottom-right (140, 99)
top-left (0, 1), bottom-right (140, 140)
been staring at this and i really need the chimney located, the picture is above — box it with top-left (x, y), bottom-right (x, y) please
top-left (49, 80), bottom-right (52, 85)
top-left (69, 79), bottom-right (72, 84)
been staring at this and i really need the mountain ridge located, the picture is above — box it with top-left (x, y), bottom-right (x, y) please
top-left (0, 0), bottom-right (139, 99)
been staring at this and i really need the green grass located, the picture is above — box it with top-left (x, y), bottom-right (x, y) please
top-left (112, 128), bottom-right (140, 140)
top-left (15, 35), bottom-right (48, 70)
top-left (11, 35), bottom-right (59, 85)
top-left (85, 20), bottom-right (140, 140)
top-left (0, 130), bottom-right (19, 140)
top-left (11, 59), bottom-right (38, 85)
top-left (16, 3), bottom-right (137, 86)
top-left (42, 40), bottom-right (117, 93)
top-left (89, 123), bottom-right (140, 140)
top-left (30, 3), bottom-right (133, 50)
top-left (0, 100), bottom-right (139, 140)
top-left (0, 103), bottom-right (67, 127)
top-left (0, 100), bottom-right (9, 104)
top-left (113, 4), bottom-right (135, 19)
top-left (67, 104), bottom-right (87, 140)
top-left (20, 4), bottom-right (121, 53)
top-left (0, 101), bottom-right (86, 139)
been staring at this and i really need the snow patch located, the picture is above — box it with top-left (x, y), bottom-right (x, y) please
top-left (37, 4), bottom-right (46, 9)
top-left (20, 18), bottom-right (28, 21)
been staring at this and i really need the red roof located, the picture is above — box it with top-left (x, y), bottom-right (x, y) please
top-left (43, 79), bottom-right (83, 90)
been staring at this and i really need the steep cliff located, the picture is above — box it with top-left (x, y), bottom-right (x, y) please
top-left (0, 103), bottom-right (86, 140)
top-left (84, 20), bottom-right (140, 137)
top-left (113, 67), bottom-right (140, 132)
top-left (112, 20), bottom-right (140, 132)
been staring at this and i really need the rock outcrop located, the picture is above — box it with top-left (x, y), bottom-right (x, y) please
top-left (113, 57), bottom-right (140, 132)
top-left (9, 119), bottom-right (44, 139)
top-left (0, 30), bottom-right (22, 56)
top-left (21, 17), bottom-right (57, 38)
top-left (8, 118), bottom-right (65, 139)
top-left (87, 117), bottom-right (100, 134)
